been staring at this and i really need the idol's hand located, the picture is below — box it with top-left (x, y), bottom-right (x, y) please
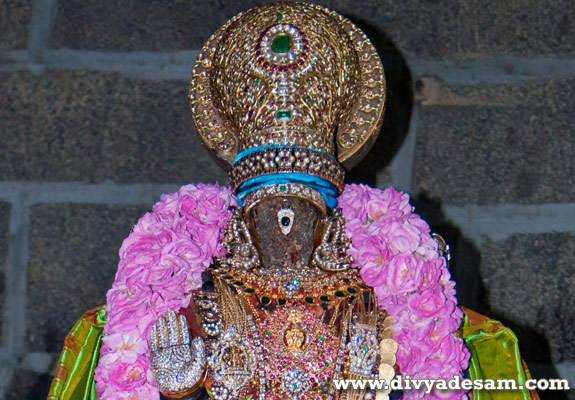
top-left (149, 310), bottom-right (206, 398)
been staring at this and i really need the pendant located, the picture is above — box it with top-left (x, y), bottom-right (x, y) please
top-left (209, 327), bottom-right (256, 397)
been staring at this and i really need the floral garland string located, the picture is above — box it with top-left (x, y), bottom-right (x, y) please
top-left (339, 184), bottom-right (469, 399)
top-left (94, 183), bottom-right (469, 399)
top-left (95, 184), bottom-right (235, 399)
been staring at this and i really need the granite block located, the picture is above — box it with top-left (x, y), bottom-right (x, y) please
top-left (5, 368), bottom-right (53, 399)
top-left (27, 203), bottom-right (148, 352)
top-left (480, 233), bottom-right (575, 364)
top-left (413, 78), bottom-right (575, 205)
top-left (48, 0), bottom-right (575, 59)
top-left (49, 0), bottom-right (269, 51)
top-left (0, 71), bottom-right (229, 184)
top-left (0, 0), bottom-right (31, 49)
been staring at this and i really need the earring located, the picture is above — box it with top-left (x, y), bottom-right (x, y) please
top-left (218, 207), bottom-right (260, 270)
top-left (277, 203), bottom-right (295, 235)
top-left (311, 209), bottom-right (353, 272)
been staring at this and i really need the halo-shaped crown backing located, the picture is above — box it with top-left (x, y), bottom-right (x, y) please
top-left (189, 2), bottom-right (386, 170)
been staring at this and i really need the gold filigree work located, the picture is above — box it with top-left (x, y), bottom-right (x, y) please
top-left (189, 3), bottom-right (386, 169)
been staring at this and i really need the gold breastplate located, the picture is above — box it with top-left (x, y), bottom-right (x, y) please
top-left (193, 270), bottom-right (397, 400)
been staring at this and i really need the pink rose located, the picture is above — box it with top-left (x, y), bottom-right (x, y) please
top-left (386, 253), bottom-right (424, 293)
top-left (102, 330), bottom-right (147, 364)
top-left (108, 354), bottom-right (148, 391)
top-left (408, 287), bottom-right (448, 319)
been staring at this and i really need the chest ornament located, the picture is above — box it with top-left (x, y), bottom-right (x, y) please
top-left (209, 327), bottom-right (256, 397)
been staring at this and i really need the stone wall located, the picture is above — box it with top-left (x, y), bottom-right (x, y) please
top-left (1, 0), bottom-right (574, 398)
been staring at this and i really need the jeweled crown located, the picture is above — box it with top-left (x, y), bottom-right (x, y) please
top-left (190, 3), bottom-right (385, 208)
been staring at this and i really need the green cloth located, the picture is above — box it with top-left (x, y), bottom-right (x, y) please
top-left (461, 307), bottom-right (537, 400)
top-left (48, 306), bottom-right (107, 400)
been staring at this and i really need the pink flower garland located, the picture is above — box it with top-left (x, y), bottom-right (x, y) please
top-left (339, 184), bottom-right (469, 399)
top-left (95, 184), bottom-right (235, 399)
top-left (94, 183), bottom-right (469, 399)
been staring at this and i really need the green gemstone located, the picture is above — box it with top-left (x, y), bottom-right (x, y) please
top-left (234, 281), bottom-right (244, 286)
top-left (278, 298), bottom-right (286, 305)
top-left (265, 330), bottom-right (271, 336)
top-left (324, 362), bottom-right (330, 367)
top-left (276, 13), bottom-right (283, 22)
top-left (320, 295), bottom-right (330, 302)
top-left (306, 78), bottom-right (311, 83)
top-left (293, 383), bottom-right (298, 389)
top-left (335, 291), bottom-right (345, 298)
top-left (306, 96), bottom-right (312, 102)
top-left (261, 296), bottom-right (270, 305)
top-left (255, 78), bottom-right (260, 84)
top-left (271, 34), bottom-right (291, 54)
top-left (361, 345), bottom-right (367, 351)
top-left (259, 95), bottom-right (265, 102)
top-left (279, 185), bottom-right (287, 191)
top-left (245, 288), bottom-right (255, 293)
top-left (347, 287), bottom-right (357, 294)
top-left (305, 296), bottom-right (314, 304)
top-left (276, 110), bottom-right (291, 120)
top-left (319, 335), bottom-right (324, 341)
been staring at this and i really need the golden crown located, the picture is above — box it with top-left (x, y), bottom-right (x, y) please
top-left (189, 3), bottom-right (385, 203)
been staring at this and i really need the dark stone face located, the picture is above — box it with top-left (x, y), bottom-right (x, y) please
top-left (247, 196), bottom-right (320, 269)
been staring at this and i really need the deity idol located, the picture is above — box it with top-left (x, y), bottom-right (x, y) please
top-left (49, 3), bottom-right (538, 400)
